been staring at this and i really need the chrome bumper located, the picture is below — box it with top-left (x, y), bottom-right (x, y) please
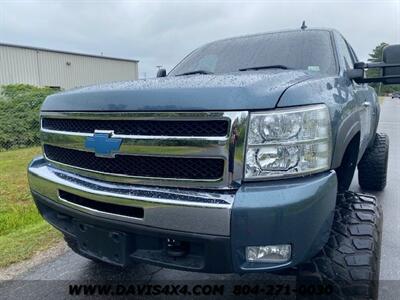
top-left (28, 156), bottom-right (234, 236)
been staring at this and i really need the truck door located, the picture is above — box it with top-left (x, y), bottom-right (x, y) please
top-left (336, 35), bottom-right (374, 156)
top-left (346, 42), bottom-right (376, 154)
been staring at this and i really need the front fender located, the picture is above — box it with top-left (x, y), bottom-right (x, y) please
top-left (331, 111), bottom-right (361, 168)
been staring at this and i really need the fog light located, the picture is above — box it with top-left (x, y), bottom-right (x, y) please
top-left (246, 245), bottom-right (291, 263)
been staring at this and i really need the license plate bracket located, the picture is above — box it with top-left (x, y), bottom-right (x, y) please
top-left (74, 221), bottom-right (127, 266)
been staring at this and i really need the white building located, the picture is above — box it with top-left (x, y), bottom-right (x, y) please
top-left (0, 43), bottom-right (139, 89)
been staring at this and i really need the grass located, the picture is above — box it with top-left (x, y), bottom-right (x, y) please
top-left (0, 147), bottom-right (61, 268)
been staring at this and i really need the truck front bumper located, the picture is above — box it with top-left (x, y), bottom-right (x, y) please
top-left (28, 156), bottom-right (337, 273)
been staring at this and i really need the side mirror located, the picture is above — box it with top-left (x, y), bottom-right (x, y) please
top-left (352, 44), bottom-right (400, 84)
top-left (347, 68), bottom-right (364, 80)
top-left (382, 44), bottom-right (400, 84)
top-left (157, 68), bottom-right (167, 78)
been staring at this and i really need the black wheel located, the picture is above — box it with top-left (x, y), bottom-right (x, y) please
top-left (297, 192), bottom-right (383, 299)
top-left (358, 133), bottom-right (389, 191)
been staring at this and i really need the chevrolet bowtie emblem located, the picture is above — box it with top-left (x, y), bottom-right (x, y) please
top-left (85, 131), bottom-right (122, 158)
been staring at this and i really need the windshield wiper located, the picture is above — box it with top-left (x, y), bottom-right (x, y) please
top-left (176, 70), bottom-right (214, 76)
top-left (239, 65), bottom-right (290, 71)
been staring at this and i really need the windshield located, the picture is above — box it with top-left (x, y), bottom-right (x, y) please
top-left (169, 30), bottom-right (337, 76)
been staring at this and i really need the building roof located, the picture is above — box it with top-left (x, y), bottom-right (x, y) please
top-left (0, 42), bottom-right (139, 63)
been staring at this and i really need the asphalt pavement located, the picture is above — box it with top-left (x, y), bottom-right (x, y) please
top-left (1, 97), bottom-right (399, 299)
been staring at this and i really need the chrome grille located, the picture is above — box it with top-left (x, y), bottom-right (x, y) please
top-left (44, 144), bottom-right (225, 180)
top-left (40, 111), bottom-right (248, 189)
top-left (42, 118), bottom-right (229, 137)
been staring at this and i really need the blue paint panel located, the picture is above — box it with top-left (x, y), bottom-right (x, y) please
top-left (41, 70), bottom-right (314, 111)
top-left (231, 171), bottom-right (337, 272)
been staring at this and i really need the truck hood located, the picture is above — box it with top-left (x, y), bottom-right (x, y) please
top-left (41, 70), bottom-right (314, 111)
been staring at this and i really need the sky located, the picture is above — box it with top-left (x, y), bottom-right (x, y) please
top-left (1, 0), bottom-right (399, 79)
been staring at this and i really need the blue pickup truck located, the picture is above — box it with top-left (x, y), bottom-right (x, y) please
top-left (28, 28), bottom-right (400, 298)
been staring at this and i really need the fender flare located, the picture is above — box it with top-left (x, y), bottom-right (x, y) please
top-left (331, 113), bottom-right (361, 169)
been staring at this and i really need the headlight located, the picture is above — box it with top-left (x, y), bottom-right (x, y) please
top-left (245, 104), bottom-right (332, 179)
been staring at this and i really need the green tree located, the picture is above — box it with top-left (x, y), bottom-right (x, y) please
top-left (367, 42), bottom-right (400, 95)
top-left (0, 84), bottom-right (58, 150)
